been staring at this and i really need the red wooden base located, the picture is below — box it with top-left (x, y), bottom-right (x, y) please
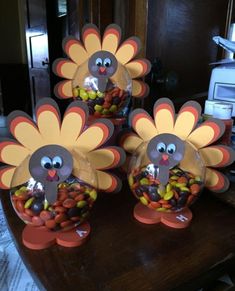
top-left (22, 222), bottom-right (91, 250)
top-left (133, 203), bottom-right (193, 229)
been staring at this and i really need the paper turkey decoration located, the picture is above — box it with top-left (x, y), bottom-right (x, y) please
top-left (0, 98), bottom-right (125, 249)
top-left (119, 98), bottom-right (235, 228)
top-left (53, 23), bottom-right (151, 118)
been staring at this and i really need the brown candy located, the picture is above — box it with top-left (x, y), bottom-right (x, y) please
top-left (11, 180), bottom-right (97, 231)
top-left (129, 166), bottom-right (203, 212)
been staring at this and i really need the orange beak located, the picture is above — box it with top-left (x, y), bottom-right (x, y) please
top-left (99, 67), bottom-right (106, 74)
top-left (48, 169), bottom-right (57, 178)
top-left (162, 154), bottom-right (169, 161)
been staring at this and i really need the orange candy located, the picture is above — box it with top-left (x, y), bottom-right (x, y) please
top-left (45, 219), bottom-right (57, 229)
top-left (177, 176), bottom-right (188, 184)
top-left (55, 213), bottom-right (67, 224)
top-left (63, 198), bottom-right (77, 208)
top-left (190, 184), bottom-right (201, 195)
top-left (40, 210), bottom-right (52, 221)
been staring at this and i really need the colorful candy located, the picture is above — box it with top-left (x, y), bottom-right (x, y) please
top-left (129, 166), bottom-right (203, 212)
top-left (72, 85), bottom-right (130, 117)
top-left (11, 179), bottom-right (97, 231)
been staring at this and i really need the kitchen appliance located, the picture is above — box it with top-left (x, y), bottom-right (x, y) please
top-left (208, 23), bottom-right (235, 116)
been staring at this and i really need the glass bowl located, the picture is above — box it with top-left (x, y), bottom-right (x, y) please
top-left (10, 151), bottom-right (97, 231)
top-left (72, 70), bottom-right (132, 118)
top-left (128, 140), bottom-right (205, 212)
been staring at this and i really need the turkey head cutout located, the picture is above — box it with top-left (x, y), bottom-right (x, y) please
top-left (88, 51), bottom-right (118, 92)
top-left (29, 145), bottom-right (73, 204)
top-left (147, 134), bottom-right (185, 185)
top-left (53, 23), bottom-right (151, 100)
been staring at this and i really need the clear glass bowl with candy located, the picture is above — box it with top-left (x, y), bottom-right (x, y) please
top-left (10, 152), bottom-right (97, 232)
top-left (128, 140), bottom-right (205, 212)
top-left (72, 71), bottom-right (132, 118)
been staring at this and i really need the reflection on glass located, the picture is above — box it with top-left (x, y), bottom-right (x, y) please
top-left (57, 0), bottom-right (67, 17)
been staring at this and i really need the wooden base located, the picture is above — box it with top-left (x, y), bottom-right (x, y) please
top-left (134, 203), bottom-right (193, 229)
top-left (22, 222), bottom-right (90, 250)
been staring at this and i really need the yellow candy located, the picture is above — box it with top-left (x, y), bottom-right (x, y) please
top-left (102, 109), bottom-right (110, 115)
top-left (157, 188), bottom-right (165, 197)
top-left (80, 90), bottom-right (89, 100)
top-left (97, 91), bottom-right (104, 98)
top-left (58, 182), bottom-right (68, 189)
top-left (77, 201), bottom-right (87, 208)
top-left (171, 181), bottom-right (177, 186)
top-left (166, 184), bottom-right (172, 192)
top-left (140, 196), bottom-right (148, 205)
top-left (189, 179), bottom-right (195, 185)
top-left (181, 186), bottom-right (190, 192)
top-left (156, 207), bottom-right (167, 212)
top-left (72, 87), bottom-right (79, 97)
top-left (89, 189), bottom-right (97, 201)
top-left (175, 183), bottom-right (187, 188)
top-left (24, 197), bottom-right (35, 209)
top-left (44, 200), bottom-right (49, 210)
top-left (172, 169), bottom-right (181, 173)
top-left (88, 90), bottom-right (97, 99)
top-left (109, 105), bottom-right (117, 112)
top-left (19, 186), bottom-right (28, 192)
top-left (140, 178), bottom-right (149, 185)
top-left (128, 175), bottom-right (134, 186)
top-left (15, 189), bottom-right (23, 196)
top-left (94, 104), bottom-right (103, 112)
top-left (164, 190), bottom-right (174, 200)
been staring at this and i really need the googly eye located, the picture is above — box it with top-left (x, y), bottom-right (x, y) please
top-left (41, 156), bottom-right (52, 169)
top-left (157, 142), bottom-right (166, 153)
top-left (103, 58), bottom-right (111, 67)
top-left (166, 143), bottom-right (176, 154)
top-left (95, 58), bottom-right (103, 66)
top-left (52, 156), bottom-right (63, 169)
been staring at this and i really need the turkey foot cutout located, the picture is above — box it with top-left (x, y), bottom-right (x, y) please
top-left (22, 222), bottom-right (90, 249)
top-left (134, 203), bottom-right (192, 228)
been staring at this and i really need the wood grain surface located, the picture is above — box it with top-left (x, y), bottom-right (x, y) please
top-left (1, 178), bottom-right (235, 291)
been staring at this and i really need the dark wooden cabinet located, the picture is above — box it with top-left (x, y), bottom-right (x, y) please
top-left (22, 0), bottom-right (234, 113)
top-left (145, 0), bottom-right (231, 111)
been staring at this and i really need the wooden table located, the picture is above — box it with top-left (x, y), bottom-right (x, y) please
top-left (1, 180), bottom-right (235, 291)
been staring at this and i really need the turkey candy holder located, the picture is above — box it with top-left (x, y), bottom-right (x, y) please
top-left (0, 98), bottom-right (125, 249)
top-left (53, 23), bottom-right (151, 120)
top-left (120, 98), bottom-right (235, 229)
